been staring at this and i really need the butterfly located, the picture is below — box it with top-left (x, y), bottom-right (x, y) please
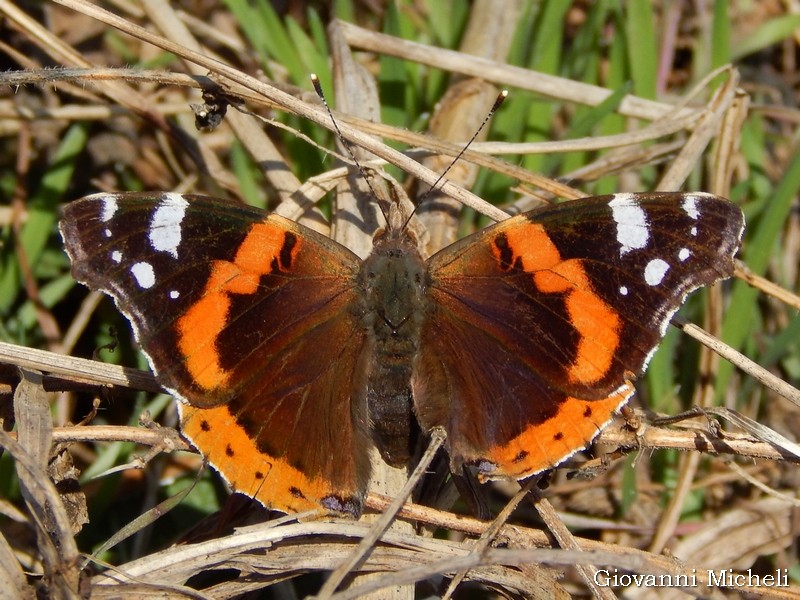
top-left (60, 190), bottom-right (744, 516)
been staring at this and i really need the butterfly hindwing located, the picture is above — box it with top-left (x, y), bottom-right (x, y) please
top-left (60, 192), bottom-right (371, 514)
top-left (415, 192), bottom-right (744, 479)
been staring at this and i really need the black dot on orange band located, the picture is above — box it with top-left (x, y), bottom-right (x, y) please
top-left (225, 444), bottom-right (234, 457)
top-left (254, 471), bottom-right (264, 479)
top-left (278, 231), bottom-right (298, 270)
top-left (200, 420), bottom-right (211, 432)
top-left (583, 406), bottom-right (593, 418)
top-left (289, 486), bottom-right (306, 499)
top-left (513, 450), bottom-right (529, 463)
top-left (493, 233), bottom-right (514, 271)
top-left (553, 432), bottom-right (564, 441)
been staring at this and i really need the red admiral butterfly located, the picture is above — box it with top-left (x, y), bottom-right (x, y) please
top-left (60, 190), bottom-right (743, 516)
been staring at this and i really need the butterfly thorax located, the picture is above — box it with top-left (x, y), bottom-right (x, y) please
top-left (356, 229), bottom-right (428, 467)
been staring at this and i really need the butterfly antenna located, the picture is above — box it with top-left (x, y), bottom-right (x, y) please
top-left (402, 89), bottom-right (508, 230)
top-left (310, 74), bottom-right (389, 223)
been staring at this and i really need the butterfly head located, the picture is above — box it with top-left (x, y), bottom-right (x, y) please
top-left (366, 170), bottom-right (411, 234)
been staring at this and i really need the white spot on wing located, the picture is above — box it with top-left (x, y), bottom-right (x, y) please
top-left (111, 250), bottom-right (122, 263)
top-left (104, 228), bottom-right (112, 238)
top-left (678, 248), bottom-right (691, 262)
top-left (644, 259), bottom-right (670, 286)
top-left (609, 194), bottom-right (649, 255)
top-left (131, 261), bottom-right (155, 289)
top-left (169, 290), bottom-right (180, 299)
top-left (682, 194), bottom-right (701, 220)
top-left (149, 193), bottom-right (189, 258)
top-left (619, 286), bottom-right (628, 296)
top-left (101, 196), bottom-right (118, 222)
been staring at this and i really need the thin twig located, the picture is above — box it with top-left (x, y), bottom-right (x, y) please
top-left (317, 430), bottom-right (447, 599)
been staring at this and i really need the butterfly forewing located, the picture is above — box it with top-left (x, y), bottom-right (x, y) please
top-left (60, 192), bottom-right (371, 515)
top-left (415, 192), bottom-right (743, 479)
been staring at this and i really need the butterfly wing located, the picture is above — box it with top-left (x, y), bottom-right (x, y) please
top-left (60, 193), bottom-right (370, 515)
top-left (415, 192), bottom-right (744, 479)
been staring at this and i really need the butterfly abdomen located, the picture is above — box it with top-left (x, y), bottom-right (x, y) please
top-left (357, 231), bottom-right (428, 467)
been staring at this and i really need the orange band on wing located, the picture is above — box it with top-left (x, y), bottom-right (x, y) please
top-left (180, 403), bottom-right (337, 514)
top-left (557, 263), bottom-right (621, 384)
top-left (177, 288), bottom-right (232, 389)
top-left (499, 224), bottom-right (621, 385)
top-left (176, 222), bottom-right (299, 391)
top-left (496, 225), bottom-right (561, 271)
top-left (482, 382), bottom-right (633, 480)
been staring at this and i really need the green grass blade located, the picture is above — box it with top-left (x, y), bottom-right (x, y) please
top-left (623, 0), bottom-right (657, 99)
top-left (717, 149), bottom-right (800, 396)
top-left (0, 123), bottom-right (88, 315)
top-left (553, 82), bottom-right (630, 175)
top-left (710, 0), bottom-right (731, 72)
top-left (731, 14), bottom-right (800, 62)
top-left (286, 17), bottom-right (330, 92)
